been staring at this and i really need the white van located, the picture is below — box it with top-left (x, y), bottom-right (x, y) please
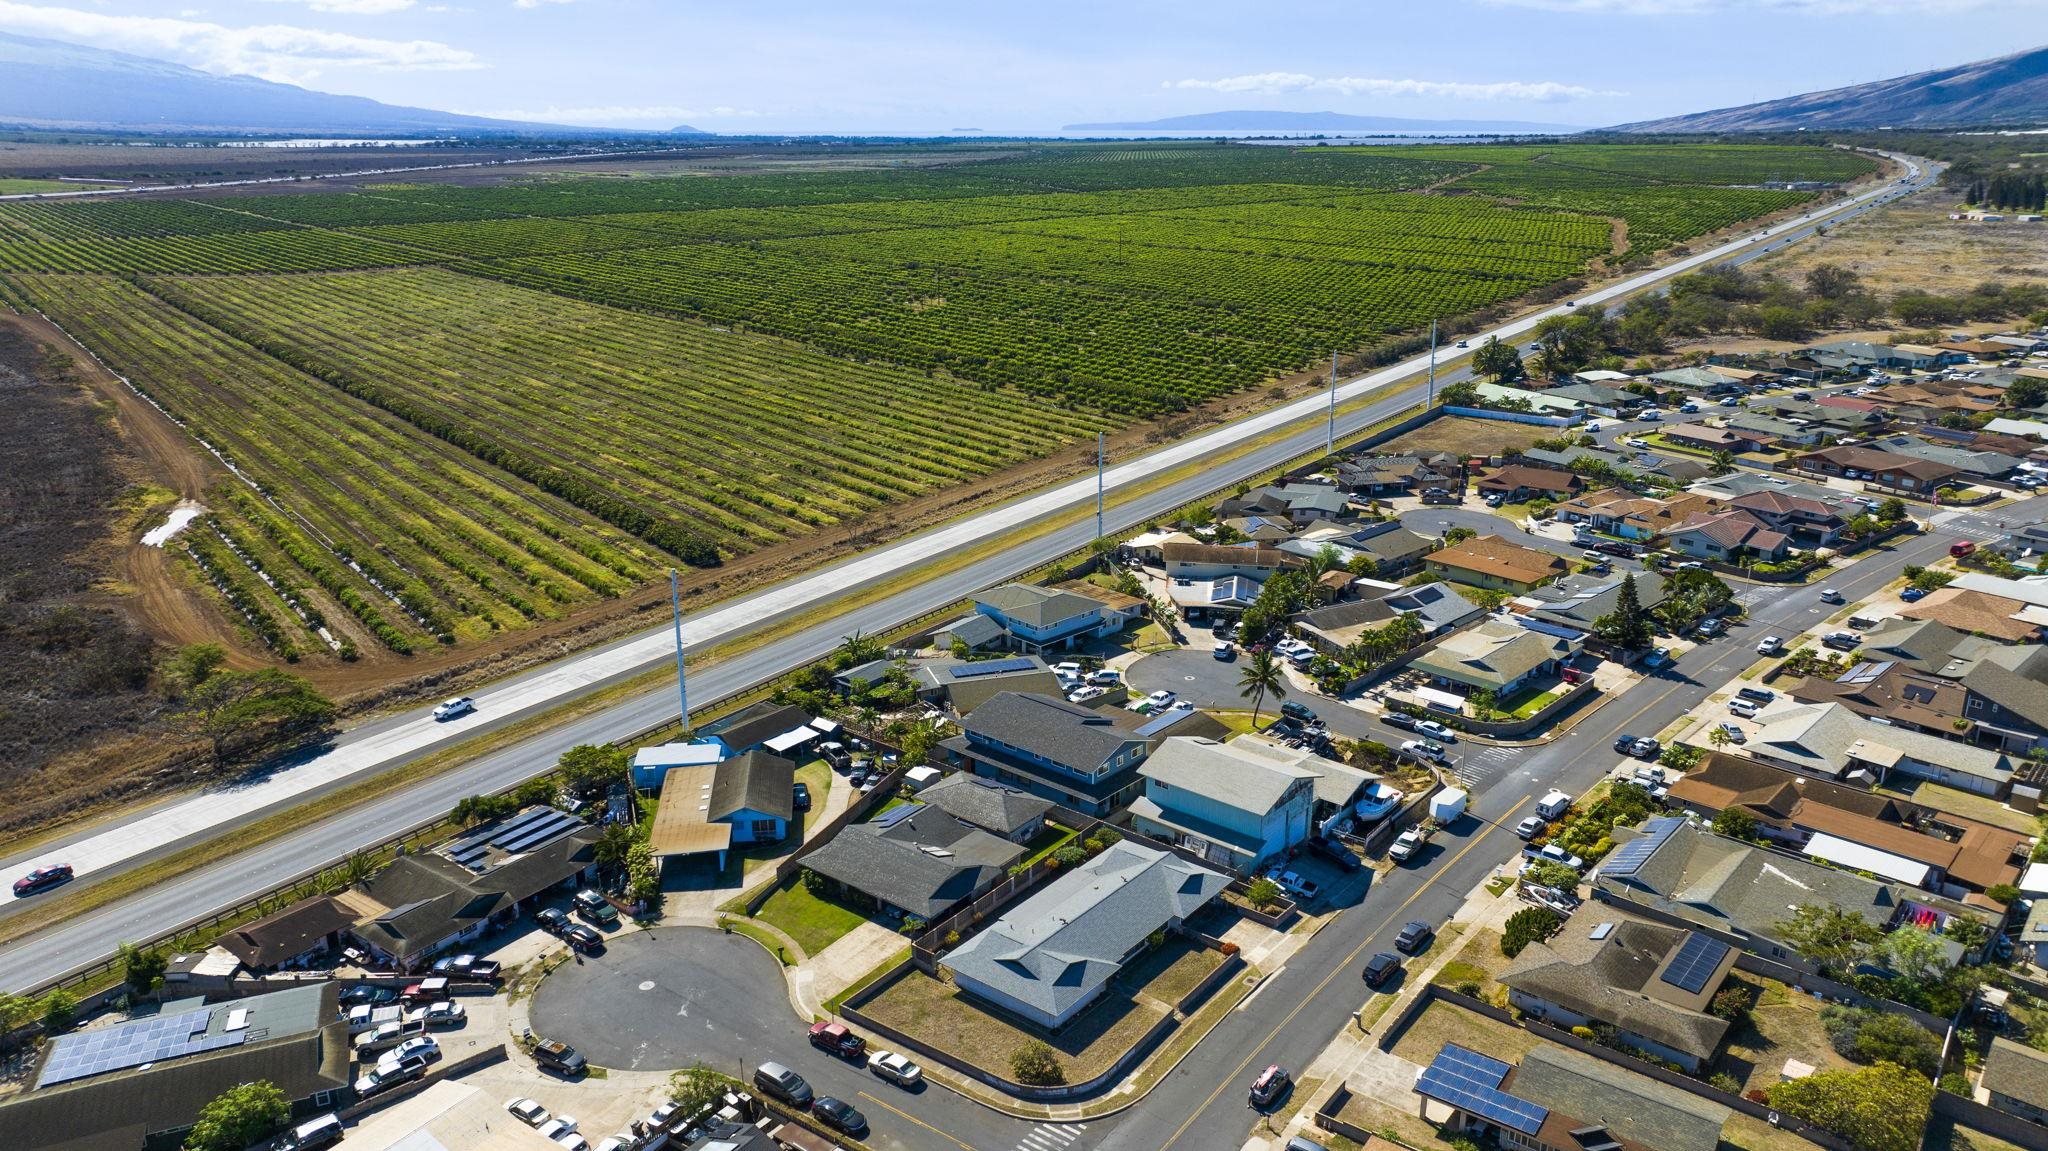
top-left (1535, 790), bottom-right (1573, 821)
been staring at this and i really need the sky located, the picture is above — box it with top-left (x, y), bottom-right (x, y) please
top-left (0, 0), bottom-right (2037, 133)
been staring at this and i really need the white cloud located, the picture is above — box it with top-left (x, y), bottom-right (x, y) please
top-left (253, 0), bottom-right (417, 14)
top-left (1483, 0), bottom-right (2009, 12)
top-left (512, 0), bottom-right (579, 7)
top-left (1165, 72), bottom-right (1622, 102)
top-left (478, 103), bottom-right (760, 124)
top-left (0, 2), bottom-right (479, 82)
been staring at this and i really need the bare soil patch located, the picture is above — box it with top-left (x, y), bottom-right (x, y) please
top-left (1374, 415), bottom-right (1556, 460)
top-left (1753, 185), bottom-right (2048, 296)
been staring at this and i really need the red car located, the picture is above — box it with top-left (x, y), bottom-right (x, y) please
top-left (13, 864), bottom-right (73, 897)
top-left (808, 1021), bottom-right (866, 1058)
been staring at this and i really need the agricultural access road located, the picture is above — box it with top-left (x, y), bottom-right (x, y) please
top-left (0, 151), bottom-right (1932, 993)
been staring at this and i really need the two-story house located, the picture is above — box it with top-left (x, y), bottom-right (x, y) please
top-left (1131, 737), bottom-right (1318, 870)
top-left (1722, 490), bottom-right (1845, 547)
top-left (1663, 510), bottom-right (1793, 564)
top-left (940, 691), bottom-right (1154, 814)
top-left (973, 583), bottom-right (1137, 653)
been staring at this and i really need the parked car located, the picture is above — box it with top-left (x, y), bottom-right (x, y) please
top-left (507, 1099), bottom-right (551, 1126)
top-left (1307, 836), bottom-right (1362, 871)
top-left (534, 1039), bottom-right (588, 1076)
top-left (1413, 719), bottom-right (1455, 742)
top-left (753, 1062), bottom-right (814, 1108)
top-left (1281, 701), bottom-right (1319, 724)
top-left (1737, 686), bottom-right (1775, 704)
top-left (354, 1021), bottom-right (416, 1055)
top-left (1088, 668), bottom-right (1121, 687)
top-left (1144, 689), bottom-right (1177, 709)
top-left (792, 782), bottom-right (812, 812)
top-left (1388, 828), bottom-right (1429, 863)
top-left (535, 907), bottom-right (570, 935)
top-left (340, 984), bottom-right (398, 1008)
top-left (1515, 815), bottom-right (1547, 840)
top-left (1951, 541), bottom-right (1977, 559)
top-left (431, 954), bottom-right (501, 981)
top-left (1718, 722), bottom-right (1748, 744)
top-left (1629, 736), bottom-right (1660, 759)
top-left (869, 1050), bottom-right (924, 1087)
top-left (563, 924), bottom-right (604, 953)
top-left (1400, 739), bottom-right (1449, 764)
top-left (1213, 641), bottom-right (1236, 661)
top-left (536, 1119), bottom-right (579, 1146)
top-left (401, 977), bottom-right (449, 1004)
top-left (380, 1035), bottom-right (439, 1070)
top-left (813, 1097), bottom-right (867, 1134)
top-left (11, 864), bottom-right (73, 898)
top-left (1380, 712), bottom-right (1419, 732)
top-left (431, 696), bottom-right (476, 721)
top-left (1613, 733), bottom-right (1642, 755)
top-left (354, 1055), bottom-right (425, 1097)
top-left (1755, 636), bottom-right (1784, 656)
top-left (1529, 843), bottom-right (1585, 872)
top-left (1249, 1065), bottom-right (1293, 1108)
top-left (574, 889), bottom-right (619, 927)
top-left (1394, 921), bottom-right (1435, 955)
top-left (1728, 699), bottom-right (1759, 719)
top-left (1693, 618), bottom-right (1726, 639)
top-left (1847, 614), bottom-right (1879, 630)
top-left (1362, 952), bottom-right (1403, 988)
top-left (422, 1000), bottom-right (466, 1028)
top-left (1901, 587), bottom-right (1927, 602)
top-left (1821, 631), bottom-right (1862, 650)
top-left (279, 1115), bottom-right (346, 1151)
top-left (809, 1021), bottom-right (867, 1058)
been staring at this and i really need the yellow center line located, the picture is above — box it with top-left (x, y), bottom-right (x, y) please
top-left (858, 1090), bottom-right (981, 1151)
top-left (1154, 795), bottom-right (1532, 1151)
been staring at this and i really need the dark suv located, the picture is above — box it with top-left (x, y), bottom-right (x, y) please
top-left (533, 1039), bottom-right (587, 1076)
top-left (1395, 921), bottom-right (1434, 955)
top-left (1362, 952), bottom-right (1402, 988)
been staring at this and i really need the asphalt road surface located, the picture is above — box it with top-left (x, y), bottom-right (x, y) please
top-left (0, 153), bottom-right (1935, 994)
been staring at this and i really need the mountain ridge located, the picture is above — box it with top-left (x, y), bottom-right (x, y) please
top-left (1612, 45), bottom-right (2048, 132)
top-left (1061, 110), bottom-right (1586, 133)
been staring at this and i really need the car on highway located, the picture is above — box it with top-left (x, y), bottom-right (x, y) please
top-left (12, 864), bottom-right (74, 898)
top-left (1362, 952), bottom-right (1403, 988)
top-left (869, 1050), bottom-right (924, 1087)
top-left (563, 924), bottom-right (604, 954)
top-left (431, 696), bottom-right (476, 721)
top-left (1515, 815), bottom-right (1547, 840)
top-left (813, 1097), bottom-right (867, 1134)
top-left (1455, 339), bottom-right (1469, 348)
top-left (1395, 920), bottom-right (1435, 955)
top-left (1249, 1065), bottom-right (1293, 1108)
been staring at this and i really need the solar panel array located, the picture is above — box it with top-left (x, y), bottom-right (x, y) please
top-left (447, 806), bottom-right (577, 868)
top-left (1416, 1045), bottom-right (1549, 1136)
top-left (1597, 816), bottom-right (1686, 878)
top-left (38, 1006), bottom-right (247, 1087)
top-left (949, 657), bottom-right (1038, 680)
top-left (1661, 933), bottom-right (1734, 995)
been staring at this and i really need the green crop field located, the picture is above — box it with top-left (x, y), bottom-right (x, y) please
top-left (0, 141), bottom-right (1875, 668)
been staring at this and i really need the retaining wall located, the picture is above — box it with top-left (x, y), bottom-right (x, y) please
top-left (1929, 1084), bottom-right (2048, 1149)
top-left (1442, 406), bottom-right (1579, 428)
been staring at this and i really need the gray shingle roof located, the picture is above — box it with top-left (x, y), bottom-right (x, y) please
top-left (1961, 643), bottom-right (2048, 729)
top-left (959, 691), bottom-right (1138, 772)
top-left (1509, 1045), bottom-right (1730, 1151)
top-left (976, 584), bottom-right (1104, 630)
top-left (700, 701), bottom-right (816, 753)
top-left (1138, 737), bottom-right (1318, 817)
top-left (918, 773), bottom-right (1053, 837)
top-left (800, 807), bottom-right (1023, 918)
top-left (1523, 571), bottom-right (1668, 627)
top-left (1499, 910), bottom-right (1730, 1060)
top-left (1375, 582), bottom-right (1483, 632)
top-left (711, 749), bottom-right (795, 822)
top-left (355, 824), bottom-right (597, 959)
top-left (945, 841), bottom-right (1225, 1021)
top-left (1983, 1038), bottom-right (2048, 1107)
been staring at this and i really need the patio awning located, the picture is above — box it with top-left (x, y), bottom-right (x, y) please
top-left (1803, 832), bottom-right (1933, 888)
top-left (1415, 686), bottom-right (1465, 712)
top-left (763, 726), bottom-right (816, 755)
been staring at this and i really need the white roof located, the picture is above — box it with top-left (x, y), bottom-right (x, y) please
top-left (632, 741), bottom-right (723, 769)
top-left (809, 717), bottom-right (841, 735)
top-left (1985, 418), bottom-right (2048, 439)
top-left (2020, 862), bottom-right (2048, 896)
top-left (1802, 832), bottom-right (1934, 887)
top-left (1414, 685), bottom-right (1465, 711)
top-left (1954, 572), bottom-right (2048, 609)
top-left (906, 765), bottom-right (943, 783)
top-left (763, 726), bottom-right (815, 754)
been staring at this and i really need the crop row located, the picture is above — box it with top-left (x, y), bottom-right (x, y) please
top-left (0, 228), bottom-right (420, 274)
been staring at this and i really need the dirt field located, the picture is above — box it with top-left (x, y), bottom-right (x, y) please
top-left (1753, 185), bottom-right (2048, 295)
top-left (1374, 415), bottom-right (1558, 460)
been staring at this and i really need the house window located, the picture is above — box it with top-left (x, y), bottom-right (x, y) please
top-left (751, 819), bottom-right (779, 840)
top-left (313, 1090), bottom-right (333, 1107)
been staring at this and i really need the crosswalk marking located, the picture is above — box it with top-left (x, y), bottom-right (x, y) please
top-left (1015, 1123), bottom-right (1086, 1151)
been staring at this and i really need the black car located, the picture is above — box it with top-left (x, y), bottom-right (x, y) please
top-left (813, 1098), bottom-right (867, 1134)
top-left (1362, 952), bottom-right (1403, 988)
top-left (563, 924), bottom-right (604, 953)
top-left (1307, 836), bottom-right (1362, 871)
top-left (533, 1039), bottom-right (587, 1076)
top-left (340, 984), bottom-right (398, 1008)
top-left (1280, 701), bottom-right (1318, 724)
top-left (792, 782), bottom-right (812, 812)
top-left (1613, 733), bottom-right (1640, 755)
top-left (1394, 921), bottom-right (1434, 955)
top-left (1381, 712), bottom-right (1419, 732)
top-left (535, 907), bottom-right (570, 935)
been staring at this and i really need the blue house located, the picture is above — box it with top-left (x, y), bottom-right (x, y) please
top-left (1131, 737), bottom-right (1318, 870)
top-left (973, 583), bottom-right (1133, 654)
top-left (939, 691), bottom-right (1152, 814)
top-left (630, 740), bottom-right (723, 791)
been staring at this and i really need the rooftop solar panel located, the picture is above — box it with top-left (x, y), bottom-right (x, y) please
top-left (494, 810), bottom-right (578, 855)
top-left (949, 657), bottom-right (1038, 680)
top-left (1416, 1045), bottom-right (1548, 1137)
top-left (37, 1006), bottom-right (248, 1088)
top-left (1597, 816), bottom-right (1685, 879)
top-left (1659, 933), bottom-right (1733, 995)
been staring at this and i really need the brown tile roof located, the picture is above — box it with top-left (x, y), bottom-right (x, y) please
top-left (1668, 510), bottom-right (1791, 553)
top-left (1427, 534), bottom-right (1568, 586)
top-left (218, 896), bottom-right (357, 969)
top-left (1160, 542), bottom-right (1292, 568)
top-left (1478, 465), bottom-right (1585, 496)
top-left (1786, 664), bottom-right (1971, 733)
top-left (1899, 587), bottom-right (2042, 643)
top-left (1796, 445), bottom-right (1961, 482)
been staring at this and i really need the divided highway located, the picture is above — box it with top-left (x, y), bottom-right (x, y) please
top-left (0, 151), bottom-right (1933, 993)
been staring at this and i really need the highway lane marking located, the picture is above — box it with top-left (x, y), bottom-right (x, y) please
top-left (1151, 796), bottom-right (1530, 1151)
top-left (856, 1090), bottom-right (980, 1151)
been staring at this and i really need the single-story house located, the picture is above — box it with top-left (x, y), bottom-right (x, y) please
top-left (1555, 490), bottom-right (1721, 541)
top-left (1166, 573), bottom-right (1265, 616)
top-left (1426, 533), bottom-right (1571, 592)
top-left (798, 803), bottom-right (1023, 921)
top-left (1661, 423), bottom-right (1765, 454)
top-left (915, 772), bottom-right (1054, 844)
top-left (1649, 365), bottom-right (1751, 394)
top-left (1283, 520), bottom-right (1437, 577)
top-left (1292, 581), bottom-right (1484, 654)
top-left (1500, 906), bottom-right (1735, 1071)
top-left (696, 701), bottom-right (819, 759)
top-left (216, 896), bottom-right (359, 973)
top-left (1663, 510), bottom-right (1793, 563)
top-left (1867, 434), bottom-right (2023, 481)
top-left (1515, 571), bottom-right (1668, 634)
top-left (1475, 382), bottom-right (1583, 415)
top-left (631, 740), bottom-right (724, 791)
top-left (1980, 1039), bottom-right (2048, 1127)
top-left (944, 840), bottom-right (1227, 1028)
top-left (940, 691), bottom-right (1153, 815)
top-left (1410, 617), bottom-right (1580, 698)
top-left (1162, 541), bottom-right (1294, 583)
top-left (1899, 587), bottom-right (2044, 643)
top-left (1744, 701), bottom-right (2017, 797)
top-left (1477, 465), bottom-right (1588, 503)
top-left (1336, 452), bottom-right (1463, 497)
top-left (1416, 1043), bottom-right (1731, 1151)
top-left (1217, 482), bottom-right (1351, 525)
top-left (1792, 445), bottom-right (1963, 495)
top-left (1786, 658), bottom-right (1973, 743)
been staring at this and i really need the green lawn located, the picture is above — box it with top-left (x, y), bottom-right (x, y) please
top-left (792, 759), bottom-right (833, 840)
top-left (750, 877), bottom-right (873, 958)
top-left (0, 178), bottom-right (79, 195)
top-left (1018, 822), bottom-right (1082, 867)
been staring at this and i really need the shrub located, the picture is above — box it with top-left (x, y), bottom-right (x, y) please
top-left (1052, 844), bottom-right (1088, 867)
top-left (1011, 1040), bottom-right (1065, 1085)
top-left (1245, 877), bottom-right (1285, 909)
top-left (1709, 986), bottom-right (1751, 1025)
top-left (1571, 1025), bottom-right (1597, 1041)
top-left (1502, 907), bottom-right (1562, 958)
top-left (1986, 883), bottom-right (2021, 907)
top-left (1708, 1071), bottom-right (1743, 1095)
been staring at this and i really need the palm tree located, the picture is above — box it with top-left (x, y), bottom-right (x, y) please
top-left (1238, 649), bottom-right (1287, 727)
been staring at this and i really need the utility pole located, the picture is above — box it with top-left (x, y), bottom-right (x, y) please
top-left (1426, 319), bottom-right (1439, 407)
top-left (1095, 431), bottom-right (1105, 541)
top-left (669, 570), bottom-right (689, 734)
top-left (1326, 350), bottom-right (1338, 457)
